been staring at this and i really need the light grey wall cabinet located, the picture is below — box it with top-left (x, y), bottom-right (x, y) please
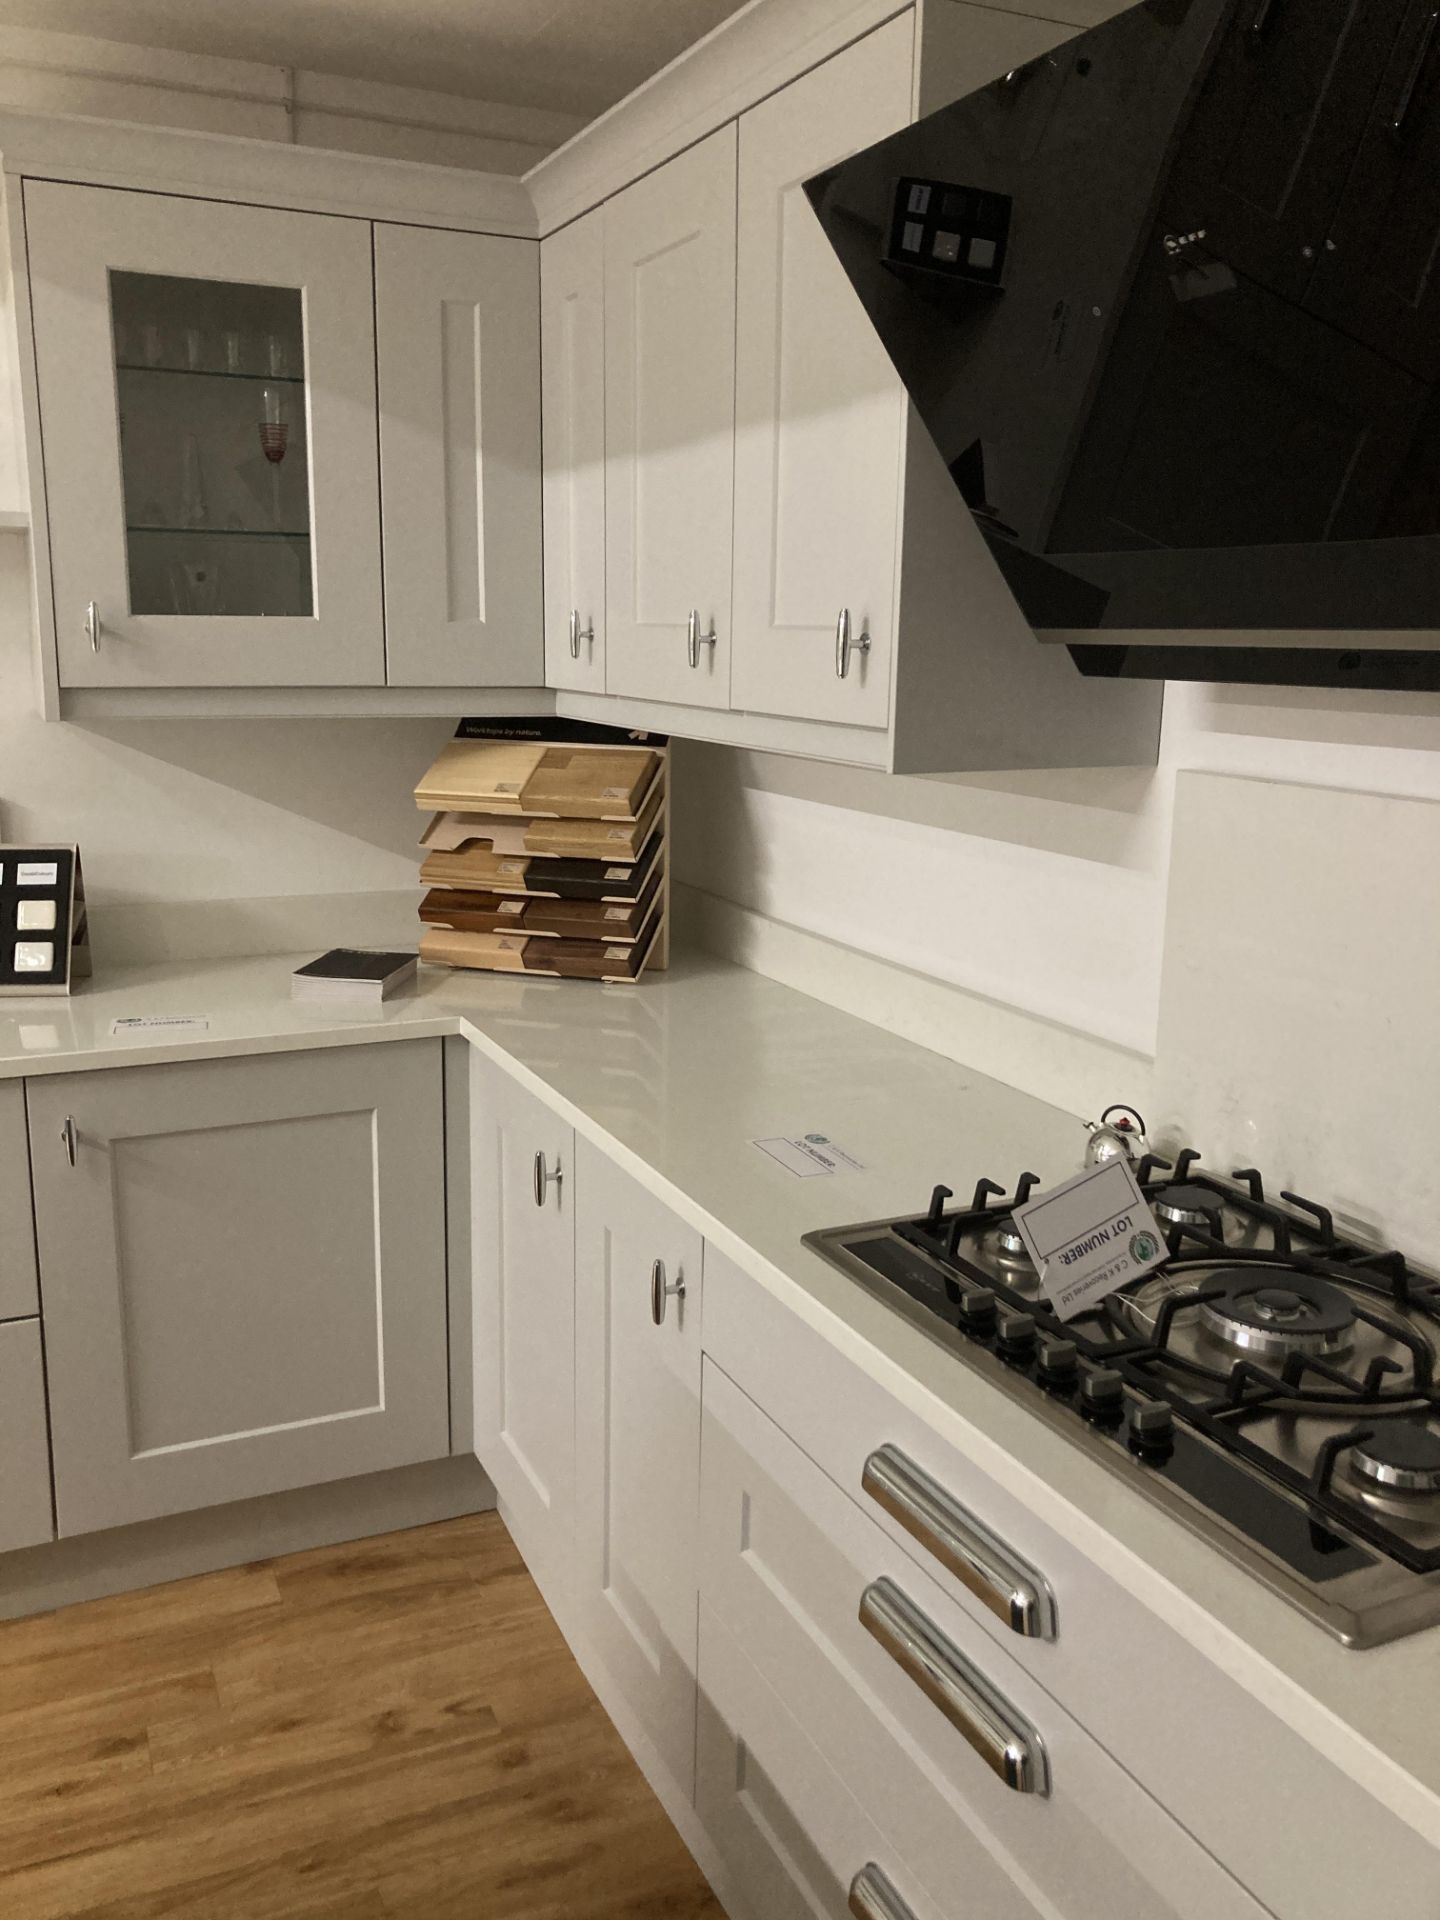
top-left (10, 114), bottom-right (541, 711)
top-left (0, 1319), bottom-right (54, 1553)
top-left (0, 1079), bottom-right (39, 1320)
top-left (27, 1041), bottom-right (449, 1536)
top-left (533, 13), bottom-right (1161, 772)
top-left (470, 1050), bottom-right (576, 1608)
top-left (573, 1139), bottom-right (704, 1799)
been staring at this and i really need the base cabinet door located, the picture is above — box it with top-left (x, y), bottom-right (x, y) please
top-left (731, 16), bottom-right (914, 728)
top-left (573, 1139), bottom-right (703, 1796)
top-left (542, 206), bottom-right (607, 695)
top-left (0, 1080), bottom-right (38, 1319)
top-left (27, 1042), bottom-right (448, 1535)
top-left (0, 1320), bottom-right (54, 1552)
top-left (470, 1052), bottom-right (576, 1604)
top-left (604, 125), bottom-right (737, 711)
top-left (376, 222), bottom-right (543, 688)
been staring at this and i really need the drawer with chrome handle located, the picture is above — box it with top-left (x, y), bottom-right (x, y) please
top-left (862, 1445), bottom-right (1055, 1640)
top-left (859, 1577), bottom-right (1048, 1795)
top-left (699, 1352), bottom-right (1271, 1920)
top-left (697, 1599), bottom-right (1010, 1920)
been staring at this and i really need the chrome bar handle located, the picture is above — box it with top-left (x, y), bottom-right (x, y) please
top-left (862, 1446), bottom-right (1056, 1640)
top-left (650, 1257), bottom-right (685, 1326)
top-left (532, 1150), bottom-right (562, 1209)
top-left (835, 606), bottom-right (870, 679)
top-left (686, 609), bottom-right (717, 669)
top-left (85, 601), bottom-right (100, 653)
top-left (568, 609), bottom-right (593, 659)
top-left (849, 1865), bottom-right (918, 1920)
top-left (60, 1115), bottom-right (77, 1168)
top-left (859, 1578), bottom-right (1049, 1795)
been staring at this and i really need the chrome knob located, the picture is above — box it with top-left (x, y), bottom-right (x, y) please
top-left (686, 609), bottom-right (717, 669)
top-left (567, 609), bottom-right (593, 659)
top-left (532, 1151), bottom-right (563, 1208)
top-left (835, 606), bottom-right (870, 679)
top-left (85, 601), bottom-right (101, 653)
top-left (650, 1257), bottom-right (686, 1326)
top-left (850, 1864), bottom-right (918, 1920)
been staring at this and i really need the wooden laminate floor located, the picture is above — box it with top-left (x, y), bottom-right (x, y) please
top-left (0, 1513), bottom-right (726, 1919)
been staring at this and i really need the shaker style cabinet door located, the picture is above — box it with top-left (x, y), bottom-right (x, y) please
top-left (0, 1319), bottom-right (54, 1554)
top-left (541, 207), bottom-right (607, 694)
top-left (376, 223), bottom-right (543, 687)
top-left (604, 125), bottom-right (737, 711)
top-left (573, 1139), bottom-right (704, 1798)
top-left (730, 16), bottom-right (913, 729)
top-left (0, 1079), bottom-right (38, 1320)
top-left (470, 1052), bottom-right (576, 1608)
top-left (25, 180), bottom-right (384, 689)
top-left (27, 1042), bottom-right (448, 1535)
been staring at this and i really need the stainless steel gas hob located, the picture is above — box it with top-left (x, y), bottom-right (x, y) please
top-left (804, 1134), bottom-right (1440, 1647)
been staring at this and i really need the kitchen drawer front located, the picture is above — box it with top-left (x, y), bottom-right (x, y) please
top-left (0, 1318), bottom-right (54, 1552)
top-left (697, 1600), bottom-right (1015, 1920)
top-left (704, 1247), bottom-right (1440, 1920)
top-left (701, 1356), bottom-right (1265, 1920)
top-left (0, 1080), bottom-right (39, 1321)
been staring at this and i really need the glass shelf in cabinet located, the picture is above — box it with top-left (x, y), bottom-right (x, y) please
top-left (115, 363), bottom-right (306, 386)
top-left (126, 524), bottom-right (312, 540)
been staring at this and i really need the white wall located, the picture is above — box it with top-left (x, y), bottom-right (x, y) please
top-left (672, 677), bottom-right (1440, 1060)
top-left (0, 537), bottom-right (447, 964)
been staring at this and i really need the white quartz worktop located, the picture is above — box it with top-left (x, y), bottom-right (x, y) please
top-left (2, 946), bottom-right (1438, 1842)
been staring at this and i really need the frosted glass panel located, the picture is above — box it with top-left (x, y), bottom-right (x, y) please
top-left (111, 270), bottom-right (314, 618)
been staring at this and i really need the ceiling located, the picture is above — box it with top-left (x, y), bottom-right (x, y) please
top-left (0, 0), bottom-right (751, 121)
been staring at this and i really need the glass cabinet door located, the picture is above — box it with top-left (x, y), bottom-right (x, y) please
top-left (26, 182), bottom-right (383, 689)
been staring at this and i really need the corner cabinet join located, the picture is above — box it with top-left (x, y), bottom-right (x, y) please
top-left (8, 140), bottom-right (541, 705)
top-left (536, 9), bottom-right (1160, 773)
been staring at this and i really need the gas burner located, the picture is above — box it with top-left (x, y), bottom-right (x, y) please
top-left (1352, 1424), bottom-right (1440, 1497)
top-left (1199, 1270), bottom-right (1356, 1359)
top-left (1151, 1184), bottom-right (1226, 1232)
top-left (991, 1218), bottom-right (1032, 1262)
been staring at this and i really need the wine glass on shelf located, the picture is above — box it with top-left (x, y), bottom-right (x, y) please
top-left (258, 384), bottom-right (289, 530)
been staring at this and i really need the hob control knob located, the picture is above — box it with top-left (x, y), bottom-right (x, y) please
top-left (1079, 1365), bottom-right (1125, 1422)
top-left (996, 1311), bottom-right (1036, 1362)
top-left (959, 1287), bottom-right (997, 1333)
top-left (1037, 1337), bottom-right (1079, 1389)
top-left (1129, 1401), bottom-right (1175, 1454)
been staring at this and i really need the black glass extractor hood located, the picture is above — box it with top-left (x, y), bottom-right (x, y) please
top-left (808, 0), bottom-right (1440, 690)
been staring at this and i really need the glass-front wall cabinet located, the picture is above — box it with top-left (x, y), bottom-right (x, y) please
top-left (111, 271), bottom-right (314, 621)
top-left (26, 181), bottom-right (385, 688)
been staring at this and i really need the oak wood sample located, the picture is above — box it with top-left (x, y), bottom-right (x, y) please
top-left (412, 740), bottom-right (547, 815)
top-left (418, 831), bottom-right (663, 901)
top-left (518, 746), bottom-right (660, 820)
top-left (421, 780), bottom-right (662, 863)
top-left (0, 1513), bottom-right (722, 1918)
top-left (420, 871), bottom-right (661, 941)
top-left (415, 741), bottom-right (659, 821)
top-left (420, 894), bottom-right (663, 980)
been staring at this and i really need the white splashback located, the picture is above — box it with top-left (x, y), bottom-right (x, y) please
top-left (1154, 771), bottom-right (1440, 1261)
